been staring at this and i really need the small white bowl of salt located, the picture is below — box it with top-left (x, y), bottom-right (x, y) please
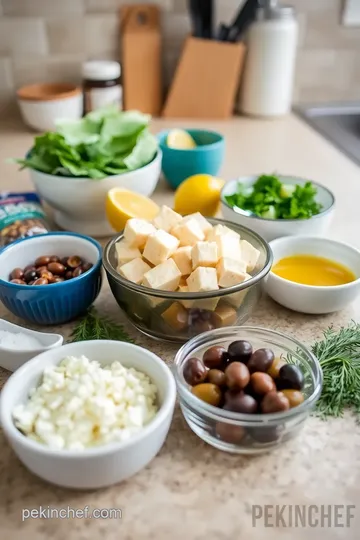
top-left (0, 319), bottom-right (63, 372)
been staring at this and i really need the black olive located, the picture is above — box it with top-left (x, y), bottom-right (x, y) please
top-left (224, 391), bottom-right (258, 414)
top-left (247, 348), bottom-right (275, 373)
top-left (278, 364), bottom-right (304, 391)
top-left (227, 340), bottom-right (253, 364)
top-left (23, 269), bottom-right (37, 283)
top-left (183, 357), bottom-right (207, 386)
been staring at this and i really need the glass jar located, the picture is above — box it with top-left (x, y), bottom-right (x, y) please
top-left (82, 61), bottom-right (122, 114)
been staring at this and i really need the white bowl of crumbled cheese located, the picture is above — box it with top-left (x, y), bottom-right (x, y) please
top-left (0, 340), bottom-right (176, 489)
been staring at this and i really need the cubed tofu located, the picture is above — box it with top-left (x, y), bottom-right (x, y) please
top-left (182, 212), bottom-right (213, 235)
top-left (161, 302), bottom-right (188, 331)
top-left (192, 241), bottom-right (218, 269)
top-left (240, 240), bottom-right (260, 272)
top-left (217, 257), bottom-right (247, 288)
top-left (178, 284), bottom-right (194, 308)
top-left (143, 259), bottom-right (181, 291)
top-left (115, 241), bottom-right (141, 265)
top-left (147, 295), bottom-right (166, 308)
top-left (225, 274), bottom-right (252, 307)
top-left (171, 246), bottom-right (192, 276)
top-left (153, 205), bottom-right (182, 232)
top-left (215, 233), bottom-right (241, 261)
top-left (171, 218), bottom-right (205, 246)
top-left (192, 297), bottom-right (219, 311)
top-left (206, 224), bottom-right (239, 242)
top-left (211, 303), bottom-right (237, 327)
top-left (143, 230), bottom-right (179, 266)
top-left (124, 219), bottom-right (156, 249)
top-left (118, 257), bottom-right (151, 284)
top-left (186, 267), bottom-right (218, 292)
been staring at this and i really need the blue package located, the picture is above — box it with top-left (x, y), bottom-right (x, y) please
top-left (0, 192), bottom-right (50, 246)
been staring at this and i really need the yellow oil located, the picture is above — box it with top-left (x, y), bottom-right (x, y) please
top-left (272, 254), bottom-right (356, 286)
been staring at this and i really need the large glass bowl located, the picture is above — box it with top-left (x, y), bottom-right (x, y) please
top-left (103, 218), bottom-right (272, 342)
top-left (173, 326), bottom-right (322, 454)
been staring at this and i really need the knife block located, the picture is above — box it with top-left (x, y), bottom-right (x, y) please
top-left (120, 4), bottom-right (162, 116)
top-left (162, 37), bottom-right (246, 119)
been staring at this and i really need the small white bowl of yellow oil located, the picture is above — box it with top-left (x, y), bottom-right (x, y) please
top-left (264, 236), bottom-right (360, 314)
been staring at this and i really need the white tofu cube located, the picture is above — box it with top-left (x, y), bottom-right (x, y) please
top-left (240, 240), bottom-right (260, 272)
top-left (193, 297), bottom-right (219, 311)
top-left (153, 205), bottom-right (182, 232)
top-left (115, 241), bottom-right (141, 265)
top-left (118, 257), bottom-right (151, 284)
top-left (171, 246), bottom-right (192, 276)
top-left (186, 267), bottom-right (218, 292)
top-left (192, 241), bottom-right (218, 269)
top-left (124, 219), bottom-right (156, 249)
top-left (147, 295), bottom-right (166, 308)
top-left (142, 259), bottom-right (181, 291)
top-left (206, 224), bottom-right (239, 242)
top-left (171, 218), bottom-right (205, 246)
top-left (217, 257), bottom-right (247, 288)
top-left (224, 274), bottom-right (252, 307)
top-left (143, 230), bottom-right (179, 266)
top-left (178, 285), bottom-right (195, 309)
top-left (182, 212), bottom-right (213, 235)
top-left (215, 233), bottom-right (241, 261)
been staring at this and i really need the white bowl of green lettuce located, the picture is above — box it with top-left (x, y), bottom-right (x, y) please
top-left (221, 175), bottom-right (335, 242)
top-left (15, 107), bottom-right (161, 237)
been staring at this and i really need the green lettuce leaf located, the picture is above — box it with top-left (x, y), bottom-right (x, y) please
top-left (13, 106), bottom-right (158, 180)
top-left (123, 129), bottom-right (158, 170)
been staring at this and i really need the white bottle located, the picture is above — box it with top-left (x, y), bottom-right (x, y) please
top-left (240, 1), bottom-right (298, 117)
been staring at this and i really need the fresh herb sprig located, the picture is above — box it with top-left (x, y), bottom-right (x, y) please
top-left (69, 307), bottom-right (134, 344)
top-left (311, 322), bottom-right (360, 419)
top-left (225, 174), bottom-right (322, 220)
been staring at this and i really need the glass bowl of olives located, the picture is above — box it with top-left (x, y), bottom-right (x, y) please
top-left (173, 326), bottom-right (323, 454)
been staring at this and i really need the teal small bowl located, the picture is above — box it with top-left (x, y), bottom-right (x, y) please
top-left (158, 129), bottom-right (225, 189)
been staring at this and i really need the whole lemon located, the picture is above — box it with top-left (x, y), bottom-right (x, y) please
top-left (174, 174), bottom-right (225, 217)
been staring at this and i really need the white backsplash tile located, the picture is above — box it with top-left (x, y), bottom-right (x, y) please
top-left (0, 0), bottom-right (358, 105)
top-left (0, 57), bottom-right (12, 90)
top-left (0, 18), bottom-right (48, 56)
top-left (2, 0), bottom-right (85, 16)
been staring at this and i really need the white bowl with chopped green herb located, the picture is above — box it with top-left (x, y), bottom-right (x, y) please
top-left (14, 107), bottom-right (161, 237)
top-left (221, 175), bottom-right (335, 242)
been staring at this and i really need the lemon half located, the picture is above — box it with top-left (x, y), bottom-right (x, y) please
top-left (106, 188), bottom-right (160, 232)
top-left (167, 129), bottom-right (196, 150)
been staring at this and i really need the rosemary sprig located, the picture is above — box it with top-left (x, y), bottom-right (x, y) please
top-left (311, 322), bottom-right (360, 419)
top-left (69, 307), bottom-right (134, 344)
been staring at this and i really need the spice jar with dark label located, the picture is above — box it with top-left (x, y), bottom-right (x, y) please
top-left (0, 192), bottom-right (50, 247)
top-left (82, 61), bottom-right (122, 114)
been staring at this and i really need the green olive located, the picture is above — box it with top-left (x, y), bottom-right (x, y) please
top-left (191, 383), bottom-right (222, 407)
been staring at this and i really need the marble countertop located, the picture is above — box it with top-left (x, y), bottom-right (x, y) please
top-left (0, 115), bottom-right (359, 540)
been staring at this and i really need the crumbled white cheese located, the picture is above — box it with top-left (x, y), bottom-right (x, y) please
top-left (13, 355), bottom-right (159, 451)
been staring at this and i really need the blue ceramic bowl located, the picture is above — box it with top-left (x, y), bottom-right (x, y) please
top-left (158, 129), bottom-right (225, 189)
top-left (0, 232), bottom-right (102, 325)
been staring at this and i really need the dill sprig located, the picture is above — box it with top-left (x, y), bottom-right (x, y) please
top-left (69, 307), bottom-right (134, 344)
top-left (311, 322), bottom-right (360, 419)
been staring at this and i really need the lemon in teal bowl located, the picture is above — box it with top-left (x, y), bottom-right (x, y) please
top-left (158, 129), bottom-right (225, 189)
